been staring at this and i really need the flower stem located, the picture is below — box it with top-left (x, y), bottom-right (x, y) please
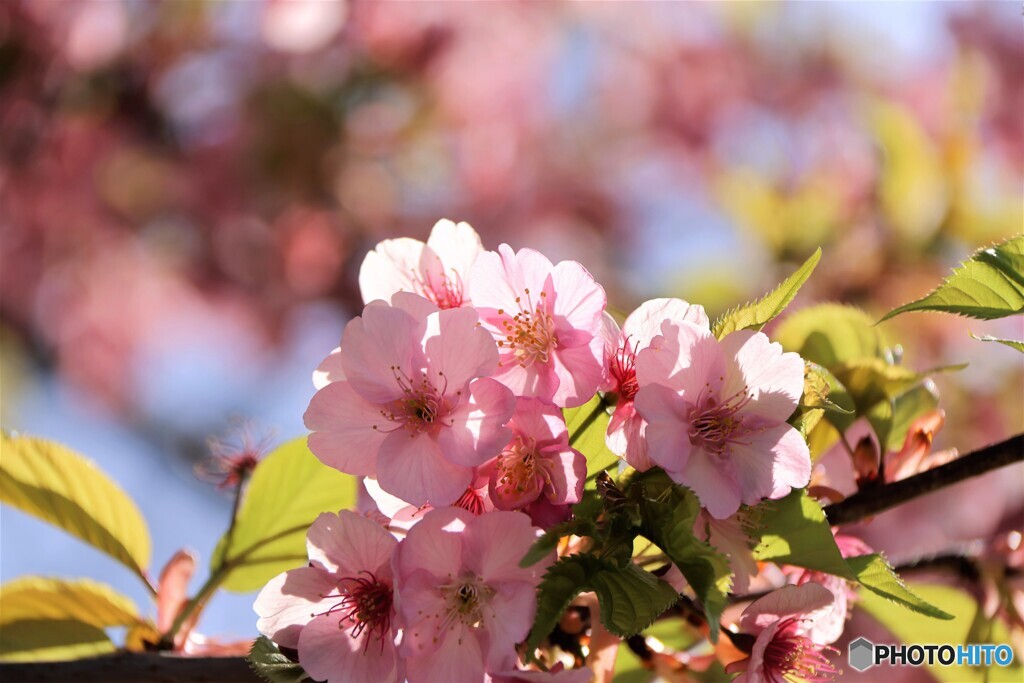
top-left (823, 433), bottom-right (1023, 526)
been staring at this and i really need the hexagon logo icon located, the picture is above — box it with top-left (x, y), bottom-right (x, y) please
top-left (848, 637), bottom-right (875, 672)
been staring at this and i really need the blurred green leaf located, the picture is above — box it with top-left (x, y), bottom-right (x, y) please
top-left (775, 304), bottom-right (886, 368)
top-left (711, 248), bottom-right (821, 338)
top-left (0, 434), bottom-right (151, 586)
top-left (0, 619), bottom-right (115, 663)
top-left (216, 437), bottom-right (358, 593)
top-left (881, 235), bottom-right (1024, 321)
top-left (564, 397), bottom-right (619, 481)
top-left (866, 382), bottom-right (940, 453)
top-left (0, 577), bottom-right (140, 630)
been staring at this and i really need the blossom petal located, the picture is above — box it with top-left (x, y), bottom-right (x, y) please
top-left (313, 347), bottom-right (345, 389)
top-left (305, 510), bottom-right (397, 576)
top-left (680, 451), bottom-right (742, 519)
top-left (635, 320), bottom-right (724, 399)
top-left (426, 219), bottom-right (484, 280)
top-left (396, 507), bottom-right (468, 580)
top-left (254, 567), bottom-right (335, 648)
top-left (720, 330), bottom-right (804, 423)
top-left (405, 624), bottom-right (484, 683)
top-left (305, 381), bottom-right (387, 477)
top-left (623, 298), bottom-right (709, 343)
top-left (340, 301), bottom-right (425, 404)
top-left (550, 259), bottom-right (606, 331)
top-left (298, 612), bottom-right (399, 683)
top-left (739, 583), bottom-right (835, 634)
top-left (550, 335), bottom-right (606, 408)
top-left (423, 307), bottom-right (498, 389)
top-left (377, 431), bottom-right (472, 506)
top-left (358, 237), bottom-right (427, 305)
top-left (438, 377), bottom-right (515, 468)
top-left (633, 383), bottom-right (693, 475)
top-left (481, 582), bottom-right (539, 671)
top-left (464, 510), bottom-right (543, 584)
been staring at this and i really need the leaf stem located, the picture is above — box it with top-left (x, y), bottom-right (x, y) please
top-left (823, 433), bottom-right (1023, 526)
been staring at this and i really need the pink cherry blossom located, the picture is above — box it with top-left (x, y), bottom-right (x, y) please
top-left (789, 534), bottom-right (873, 645)
top-left (727, 583), bottom-right (839, 683)
top-left (396, 507), bottom-right (550, 683)
top-left (304, 292), bottom-right (515, 506)
top-left (255, 511), bottom-right (400, 683)
top-left (359, 219), bottom-right (484, 309)
top-left (600, 298), bottom-right (709, 471)
top-left (483, 397), bottom-right (586, 518)
top-left (364, 470), bottom-right (495, 534)
top-left (633, 323), bottom-right (811, 518)
top-left (469, 244), bottom-right (607, 408)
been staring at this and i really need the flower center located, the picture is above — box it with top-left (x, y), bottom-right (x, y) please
top-left (454, 487), bottom-right (487, 515)
top-left (413, 269), bottom-right (465, 310)
top-left (689, 385), bottom-right (752, 456)
top-left (315, 571), bottom-right (393, 649)
top-left (440, 575), bottom-right (495, 629)
top-left (609, 338), bottom-right (640, 401)
top-left (375, 367), bottom-right (458, 435)
top-left (496, 289), bottom-right (558, 368)
top-left (763, 618), bottom-right (840, 682)
top-left (496, 436), bottom-right (542, 494)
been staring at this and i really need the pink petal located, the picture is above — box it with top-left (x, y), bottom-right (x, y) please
top-left (390, 291), bottom-right (441, 319)
top-left (508, 397), bottom-right (567, 444)
top-left (635, 320), bottom-right (724, 399)
top-left (549, 335), bottom-right (606, 408)
top-left (492, 359), bottom-right (561, 404)
top-left (622, 298), bottom-right (709, 343)
top-left (426, 219), bottom-right (484, 280)
top-left (769, 425), bottom-right (813, 498)
top-left (464, 511), bottom-right (543, 584)
top-left (720, 330), bottom-right (804, 423)
top-left (469, 245), bottom-right (551, 315)
top-left (549, 259), bottom-right (606, 331)
top-left (423, 307), bottom-right (499, 389)
top-left (358, 237), bottom-right (426, 305)
top-left (340, 301), bottom-right (426, 404)
top-left (298, 613), bottom-right (399, 683)
top-left (481, 582), bottom-right (539, 671)
top-left (398, 568), bottom-right (450, 658)
top-left (633, 383), bottom-right (693, 475)
top-left (543, 446), bottom-right (586, 505)
top-left (405, 624), bottom-right (484, 683)
top-left (305, 510), bottom-right (397, 577)
top-left (305, 381), bottom-right (388, 477)
top-left (313, 347), bottom-right (345, 389)
top-left (396, 507), bottom-right (468, 580)
top-left (438, 377), bottom-right (515, 468)
top-left (376, 431), bottom-right (472, 506)
top-left (254, 567), bottom-right (335, 648)
top-left (739, 583), bottom-right (835, 634)
top-left (679, 450), bottom-right (743, 519)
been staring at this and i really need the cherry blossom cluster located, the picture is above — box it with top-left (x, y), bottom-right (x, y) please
top-left (255, 220), bottom-right (844, 682)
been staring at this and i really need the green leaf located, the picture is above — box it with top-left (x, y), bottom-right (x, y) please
top-left (866, 381), bottom-right (939, 453)
top-left (775, 304), bottom-right (887, 369)
top-left (846, 554), bottom-right (953, 620)
top-left (860, 583), bottom-right (1022, 682)
top-left (526, 555), bottom-right (679, 657)
top-left (0, 619), bottom-right (115, 662)
top-left (881, 235), bottom-right (1024, 321)
top-left (520, 517), bottom-right (597, 568)
top-left (0, 577), bottom-right (140, 629)
top-left (248, 635), bottom-right (309, 683)
top-left (970, 331), bottom-right (1024, 353)
top-left (751, 490), bottom-right (853, 579)
top-left (634, 476), bottom-right (732, 639)
top-left (564, 397), bottom-right (619, 481)
top-left (832, 358), bottom-right (965, 414)
top-left (0, 434), bottom-right (151, 585)
top-left (712, 248), bottom-right (821, 338)
top-left (216, 437), bottom-right (358, 593)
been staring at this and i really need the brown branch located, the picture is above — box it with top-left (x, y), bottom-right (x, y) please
top-left (823, 433), bottom-right (1023, 526)
top-left (0, 653), bottom-right (261, 683)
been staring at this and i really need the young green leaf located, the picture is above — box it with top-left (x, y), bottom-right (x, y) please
top-left (0, 619), bottom-right (115, 662)
top-left (775, 304), bottom-right (887, 369)
top-left (215, 437), bottom-right (358, 593)
top-left (846, 554), bottom-right (953, 620)
top-left (0, 434), bottom-right (151, 586)
top-left (750, 490), bottom-right (853, 580)
top-left (711, 248), bottom-right (821, 339)
top-left (635, 482), bottom-right (732, 640)
top-left (0, 577), bottom-right (141, 630)
top-left (969, 331), bottom-right (1024, 353)
top-left (525, 554), bottom-right (679, 658)
top-left (563, 396), bottom-right (619, 481)
top-left (248, 636), bottom-right (309, 683)
top-left (880, 234), bottom-right (1024, 321)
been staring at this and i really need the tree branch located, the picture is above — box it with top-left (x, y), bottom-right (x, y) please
top-left (0, 654), bottom-right (261, 683)
top-left (823, 433), bottom-right (1023, 526)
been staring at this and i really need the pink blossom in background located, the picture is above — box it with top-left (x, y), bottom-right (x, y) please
top-left (255, 511), bottom-right (400, 683)
top-left (304, 292), bottom-right (515, 506)
top-left (600, 298), bottom-right (709, 471)
top-left (727, 583), bottom-right (839, 683)
top-left (483, 397), bottom-right (586, 519)
top-left (634, 323), bottom-right (811, 518)
top-left (470, 245), bottom-right (607, 408)
top-left (396, 507), bottom-right (550, 683)
top-left (789, 534), bottom-right (873, 645)
top-left (359, 219), bottom-right (485, 309)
